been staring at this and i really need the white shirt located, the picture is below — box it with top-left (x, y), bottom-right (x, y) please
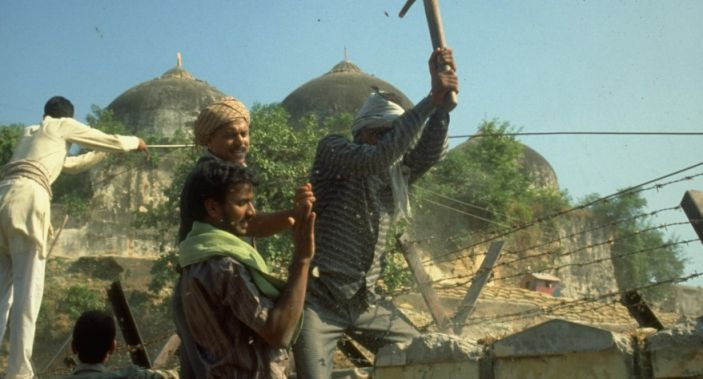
top-left (9, 116), bottom-right (139, 182)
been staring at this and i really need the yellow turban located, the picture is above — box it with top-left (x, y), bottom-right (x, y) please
top-left (194, 97), bottom-right (250, 146)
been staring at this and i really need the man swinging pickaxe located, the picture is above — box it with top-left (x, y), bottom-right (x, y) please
top-left (399, 0), bottom-right (458, 111)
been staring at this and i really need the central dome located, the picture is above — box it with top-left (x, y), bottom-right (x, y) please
top-left (282, 59), bottom-right (413, 129)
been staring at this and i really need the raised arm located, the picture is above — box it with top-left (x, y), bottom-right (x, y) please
top-left (317, 48), bottom-right (458, 178)
top-left (403, 111), bottom-right (449, 183)
top-left (404, 48), bottom-right (458, 183)
top-left (258, 199), bottom-right (316, 348)
top-left (57, 117), bottom-right (146, 153)
top-left (245, 183), bottom-right (315, 238)
top-left (315, 97), bottom-right (435, 177)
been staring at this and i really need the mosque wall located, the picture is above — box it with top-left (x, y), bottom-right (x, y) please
top-left (551, 212), bottom-right (620, 299)
top-left (50, 157), bottom-right (177, 259)
top-left (658, 285), bottom-right (703, 317)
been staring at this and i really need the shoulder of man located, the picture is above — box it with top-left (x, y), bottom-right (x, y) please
top-left (316, 133), bottom-right (354, 153)
top-left (319, 133), bottom-right (350, 144)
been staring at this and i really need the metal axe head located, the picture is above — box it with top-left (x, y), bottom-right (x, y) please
top-left (398, 0), bottom-right (417, 18)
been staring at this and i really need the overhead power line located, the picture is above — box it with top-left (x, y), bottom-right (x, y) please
top-left (448, 131), bottom-right (703, 139)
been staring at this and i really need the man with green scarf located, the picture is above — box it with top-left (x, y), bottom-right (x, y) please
top-left (173, 160), bottom-right (315, 378)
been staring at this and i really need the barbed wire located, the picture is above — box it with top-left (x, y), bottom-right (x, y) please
top-left (458, 271), bottom-right (703, 328)
top-left (426, 165), bottom-right (703, 263)
top-left (497, 205), bottom-right (683, 258)
top-left (415, 293), bottom-right (626, 333)
top-left (417, 271), bottom-right (701, 331)
top-left (426, 205), bottom-right (686, 266)
top-left (492, 221), bottom-right (693, 271)
top-left (391, 227), bottom-right (697, 297)
top-left (489, 238), bottom-right (698, 285)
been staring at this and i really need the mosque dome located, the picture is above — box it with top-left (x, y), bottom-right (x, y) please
top-left (108, 54), bottom-right (226, 137)
top-left (520, 145), bottom-right (559, 190)
top-left (456, 138), bottom-right (559, 190)
top-left (282, 58), bottom-right (413, 130)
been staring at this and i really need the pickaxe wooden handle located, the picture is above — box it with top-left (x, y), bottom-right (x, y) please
top-left (399, 0), bottom-right (458, 111)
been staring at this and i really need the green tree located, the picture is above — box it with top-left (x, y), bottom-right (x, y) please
top-left (246, 104), bottom-right (336, 270)
top-left (586, 192), bottom-right (685, 301)
top-left (0, 124), bottom-right (24, 166)
top-left (411, 120), bottom-right (568, 253)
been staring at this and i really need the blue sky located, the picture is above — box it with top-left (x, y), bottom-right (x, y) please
top-left (2, 1), bottom-right (702, 285)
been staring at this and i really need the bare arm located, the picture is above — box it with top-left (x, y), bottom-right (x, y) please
top-left (245, 183), bottom-right (315, 238)
top-left (245, 210), bottom-right (295, 238)
top-left (259, 196), bottom-right (316, 348)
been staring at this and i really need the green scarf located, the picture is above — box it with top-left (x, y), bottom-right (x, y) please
top-left (179, 221), bottom-right (284, 298)
top-left (178, 221), bottom-right (303, 346)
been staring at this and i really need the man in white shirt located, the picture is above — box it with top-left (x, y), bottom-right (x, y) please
top-left (0, 96), bottom-right (147, 379)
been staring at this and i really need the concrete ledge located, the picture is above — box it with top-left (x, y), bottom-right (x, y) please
top-left (647, 317), bottom-right (703, 378)
top-left (375, 333), bottom-right (483, 379)
top-left (493, 319), bottom-right (630, 357)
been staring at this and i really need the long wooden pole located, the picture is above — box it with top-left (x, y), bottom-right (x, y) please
top-left (398, 0), bottom-right (458, 111)
top-left (397, 233), bottom-right (451, 331)
top-left (423, 0), bottom-right (458, 111)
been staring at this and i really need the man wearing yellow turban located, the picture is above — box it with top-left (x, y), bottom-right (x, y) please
top-left (178, 97), bottom-right (314, 243)
top-left (193, 97), bottom-right (251, 166)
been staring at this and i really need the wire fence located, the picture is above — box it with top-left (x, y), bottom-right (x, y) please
top-left (417, 164), bottom-right (703, 265)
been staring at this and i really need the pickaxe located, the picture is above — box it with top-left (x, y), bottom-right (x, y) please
top-left (399, 0), bottom-right (457, 111)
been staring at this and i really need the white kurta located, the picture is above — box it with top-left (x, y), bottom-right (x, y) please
top-left (0, 116), bottom-right (139, 379)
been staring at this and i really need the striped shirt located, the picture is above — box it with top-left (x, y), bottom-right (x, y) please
top-left (309, 96), bottom-right (449, 303)
top-left (174, 257), bottom-right (289, 379)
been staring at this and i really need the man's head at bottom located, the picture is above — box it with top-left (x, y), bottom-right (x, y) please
top-left (71, 310), bottom-right (116, 364)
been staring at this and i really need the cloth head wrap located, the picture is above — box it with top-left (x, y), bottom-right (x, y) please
top-left (352, 91), bottom-right (418, 221)
top-left (351, 92), bottom-right (405, 137)
top-left (194, 97), bottom-right (250, 146)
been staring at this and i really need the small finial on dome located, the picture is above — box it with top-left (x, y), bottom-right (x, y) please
top-left (344, 47), bottom-right (348, 61)
top-left (177, 52), bottom-right (183, 68)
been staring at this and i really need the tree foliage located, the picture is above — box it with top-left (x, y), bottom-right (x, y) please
top-left (246, 104), bottom-right (337, 270)
top-left (0, 124), bottom-right (24, 166)
top-left (411, 120), bottom-right (568, 253)
top-left (586, 192), bottom-right (685, 300)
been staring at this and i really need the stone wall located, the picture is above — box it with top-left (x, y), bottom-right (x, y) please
top-left (375, 318), bottom-right (703, 379)
top-left (50, 153), bottom-right (180, 259)
top-left (658, 284), bottom-right (703, 317)
top-left (550, 212), bottom-right (620, 299)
